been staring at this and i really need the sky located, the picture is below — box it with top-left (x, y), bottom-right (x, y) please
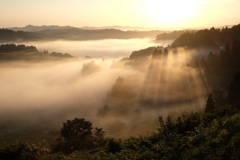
top-left (0, 0), bottom-right (240, 29)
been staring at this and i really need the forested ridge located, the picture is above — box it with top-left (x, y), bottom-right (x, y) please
top-left (0, 44), bottom-right (73, 61)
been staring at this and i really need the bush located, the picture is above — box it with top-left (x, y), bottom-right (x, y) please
top-left (105, 138), bottom-right (122, 153)
top-left (53, 118), bottom-right (93, 154)
top-left (0, 143), bottom-right (49, 160)
top-left (53, 118), bottom-right (106, 154)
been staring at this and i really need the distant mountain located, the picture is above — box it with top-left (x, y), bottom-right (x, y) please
top-left (0, 28), bottom-right (165, 42)
top-left (8, 24), bottom-right (235, 33)
top-left (9, 25), bottom-right (77, 32)
top-left (81, 26), bottom-right (174, 31)
top-left (81, 26), bottom-right (148, 31)
top-left (36, 28), bottom-right (165, 40)
top-left (8, 25), bottom-right (180, 32)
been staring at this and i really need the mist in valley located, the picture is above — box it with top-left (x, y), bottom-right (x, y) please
top-left (23, 39), bottom-right (172, 58)
top-left (0, 42), bottom-right (210, 139)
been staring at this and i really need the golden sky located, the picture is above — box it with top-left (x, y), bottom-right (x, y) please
top-left (0, 0), bottom-right (240, 28)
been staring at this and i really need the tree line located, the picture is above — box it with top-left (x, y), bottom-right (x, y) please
top-left (0, 44), bottom-right (73, 61)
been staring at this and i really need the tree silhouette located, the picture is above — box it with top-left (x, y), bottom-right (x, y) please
top-left (231, 39), bottom-right (240, 56)
top-left (153, 48), bottom-right (162, 56)
top-left (93, 127), bottom-right (106, 147)
top-left (60, 118), bottom-right (93, 141)
top-left (54, 118), bottom-right (94, 154)
top-left (225, 42), bottom-right (231, 54)
top-left (228, 72), bottom-right (240, 108)
top-left (212, 89), bottom-right (226, 108)
top-left (205, 94), bottom-right (215, 113)
top-left (94, 127), bottom-right (105, 138)
top-left (164, 47), bottom-right (168, 54)
top-left (53, 118), bottom-right (106, 154)
top-left (106, 138), bottom-right (122, 153)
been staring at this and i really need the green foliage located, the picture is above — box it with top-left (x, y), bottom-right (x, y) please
top-left (214, 104), bottom-right (237, 117)
top-left (212, 89), bottom-right (226, 108)
top-left (2, 106), bottom-right (240, 160)
top-left (158, 112), bottom-right (201, 135)
top-left (231, 133), bottom-right (240, 159)
top-left (140, 106), bottom-right (240, 160)
top-left (228, 72), bottom-right (240, 109)
top-left (105, 138), bottom-right (122, 154)
top-left (60, 118), bottom-right (93, 141)
top-left (94, 127), bottom-right (105, 138)
top-left (205, 94), bottom-right (215, 113)
top-left (0, 143), bottom-right (49, 160)
top-left (93, 127), bottom-right (106, 148)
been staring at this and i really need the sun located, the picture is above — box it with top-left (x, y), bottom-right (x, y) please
top-left (141, 0), bottom-right (198, 26)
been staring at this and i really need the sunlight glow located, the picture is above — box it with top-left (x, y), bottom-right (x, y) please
top-left (141, 0), bottom-right (198, 26)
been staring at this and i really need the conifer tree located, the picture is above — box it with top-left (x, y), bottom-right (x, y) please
top-left (205, 94), bottom-right (215, 113)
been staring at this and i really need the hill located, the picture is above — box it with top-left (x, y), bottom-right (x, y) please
top-left (9, 25), bottom-right (76, 32)
top-left (0, 27), bottom-right (165, 42)
top-left (155, 30), bottom-right (187, 41)
top-left (0, 44), bottom-right (74, 61)
top-left (171, 24), bottom-right (240, 51)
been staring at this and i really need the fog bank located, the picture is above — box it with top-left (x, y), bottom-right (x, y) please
top-left (0, 48), bottom-right (210, 138)
top-left (24, 39), bottom-right (172, 58)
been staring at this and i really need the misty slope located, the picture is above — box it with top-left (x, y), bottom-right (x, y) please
top-left (126, 24), bottom-right (240, 60)
top-left (171, 24), bottom-right (240, 53)
top-left (155, 30), bottom-right (187, 41)
top-left (171, 24), bottom-right (240, 88)
top-left (105, 24), bottom-right (240, 124)
top-left (0, 44), bottom-right (74, 61)
top-left (78, 23), bottom-right (240, 137)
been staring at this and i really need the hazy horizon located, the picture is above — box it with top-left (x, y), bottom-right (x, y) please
top-left (1, 0), bottom-right (240, 29)
top-left (4, 24), bottom-right (232, 31)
